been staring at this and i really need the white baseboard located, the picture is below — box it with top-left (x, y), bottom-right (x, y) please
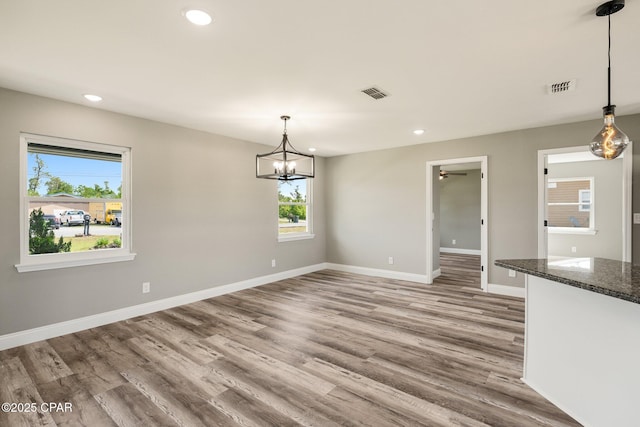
top-left (0, 263), bottom-right (326, 351)
top-left (0, 264), bottom-right (523, 351)
top-left (325, 263), bottom-right (428, 284)
top-left (432, 268), bottom-right (441, 279)
top-left (487, 283), bottom-right (526, 298)
top-left (440, 247), bottom-right (481, 255)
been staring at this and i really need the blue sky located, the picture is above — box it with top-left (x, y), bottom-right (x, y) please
top-left (29, 151), bottom-right (305, 197)
top-left (278, 179), bottom-right (307, 199)
top-left (28, 153), bottom-right (122, 193)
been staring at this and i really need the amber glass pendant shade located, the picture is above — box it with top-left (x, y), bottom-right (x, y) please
top-left (590, 1), bottom-right (629, 160)
top-left (590, 105), bottom-right (629, 160)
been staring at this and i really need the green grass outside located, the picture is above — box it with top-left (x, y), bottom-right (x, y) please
top-left (279, 226), bottom-right (307, 234)
top-left (278, 217), bottom-right (307, 234)
top-left (62, 235), bottom-right (121, 252)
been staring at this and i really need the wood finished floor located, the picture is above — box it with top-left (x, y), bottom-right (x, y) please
top-left (0, 255), bottom-right (580, 426)
top-left (438, 253), bottom-right (482, 289)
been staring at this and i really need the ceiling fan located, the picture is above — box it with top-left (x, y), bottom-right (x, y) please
top-left (439, 170), bottom-right (467, 180)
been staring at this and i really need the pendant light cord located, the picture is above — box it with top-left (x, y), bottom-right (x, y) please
top-left (607, 14), bottom-right (611, 107)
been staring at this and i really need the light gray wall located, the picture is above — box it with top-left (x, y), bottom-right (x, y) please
top-left (439, 169), bottom-right (481, 250)
top-left (3, 85), bottom-right (640, 336)
top-left (548, 159), bottom-right (623, 259)
top-left (325, 113), bottom-right (640, 287)
top-left (0, 88), bottom-right (326, 335)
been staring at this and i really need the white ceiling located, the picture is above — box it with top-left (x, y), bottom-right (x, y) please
top-left (1, 1), bottom-right (638, 157)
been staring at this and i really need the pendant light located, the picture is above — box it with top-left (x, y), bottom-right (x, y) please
top-left (590, 0), bottom-right (629, 160)
top-left (256, 116), bottom-right (315, 181)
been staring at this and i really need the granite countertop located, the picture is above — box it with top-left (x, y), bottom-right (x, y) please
top-left (495, 257), bottom-right (640, 304)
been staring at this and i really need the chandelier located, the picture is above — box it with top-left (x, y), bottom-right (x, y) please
top-left (256, 116), bottom-right (315, 181)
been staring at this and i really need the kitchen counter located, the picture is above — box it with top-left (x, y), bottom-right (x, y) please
top-left (495, 257), bottom-right (640, 304)
top-left (496, 257), bottom-right (640, 427)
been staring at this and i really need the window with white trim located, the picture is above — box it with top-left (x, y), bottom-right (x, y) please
top-left (578, 189), bottom-right (591, 212)
top-left (547, 177), bottom-right (594, 233)
top-left (278, 179), bottom-right (313, 241)
top-left (17, 133), bottom-right (134, 272)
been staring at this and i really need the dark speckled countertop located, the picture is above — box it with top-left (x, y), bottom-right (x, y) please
top-left (495, 257), bottom-right (640, 304)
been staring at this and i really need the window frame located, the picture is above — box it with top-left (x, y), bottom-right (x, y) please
top-left (16, 133), bottom-right (135, 272)
top-left (547, 176), bottom-right (596, 235)
top-left (578, 189), bottom-right (591, 212)
top-left (277, 178), bottom-right (314, 242)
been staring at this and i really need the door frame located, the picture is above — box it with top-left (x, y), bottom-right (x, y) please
top-left (537, 143), bottom-right (633, 261)
top-left (426, 156), bottom-right (488, 291)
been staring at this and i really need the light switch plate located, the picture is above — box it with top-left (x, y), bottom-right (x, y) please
top-left (634, 213), bottom-right (640, 224)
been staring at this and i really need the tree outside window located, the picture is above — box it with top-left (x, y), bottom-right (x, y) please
top-left (278, 179), bottom-right (312, 238)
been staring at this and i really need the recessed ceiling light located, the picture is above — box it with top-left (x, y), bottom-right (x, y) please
top-left (413, 129), bottom-right (425, 135)
top-left (83, 94), bottom-right (102, 102)
top-left (184, 9), bottom-right (212, 26)
top-left (309, 148), bottom-right (316, 152)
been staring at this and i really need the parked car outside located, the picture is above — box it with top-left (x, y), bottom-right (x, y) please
top-left (43, 214), bottom-right (61, 229)
top-left (60, 210), bottom-right (87, 226)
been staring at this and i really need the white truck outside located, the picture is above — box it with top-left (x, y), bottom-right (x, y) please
top-left (60, 210), bottom-right (87, 226)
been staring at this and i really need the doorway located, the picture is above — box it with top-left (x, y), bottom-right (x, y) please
top-left (426, 156), bottom-right (488, 291)
top-left (537, 144), bottom-right (632, 261)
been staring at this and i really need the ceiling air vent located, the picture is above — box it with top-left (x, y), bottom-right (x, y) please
top-left (547, 80), bottom-right (576, 94)
top-left (361, 86), bottom-right (389, 100)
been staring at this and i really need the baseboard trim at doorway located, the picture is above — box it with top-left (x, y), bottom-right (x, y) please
top-left (487, 283), bottom-right (525, 298)
top-left (440, 248), bottom-right (481, 255)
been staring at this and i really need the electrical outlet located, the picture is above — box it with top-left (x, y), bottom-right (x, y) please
top-left (271, 259), bottom-right (276, 268)
top-left (142, 282), bottom-right (150, 293)
top-left (508, 269), bottom-right (516, 278)
top-left (452, 239), bottom-right (456, 245)
top-left (388, 256), bottom-right (394, 265)
top-left (571, 246), bottom-right (577, 253)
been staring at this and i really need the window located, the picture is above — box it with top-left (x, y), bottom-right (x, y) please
top-left (17, 133), bottom-right (134, 272)
top-left (547, 177), bottom-right (595, 233)
top-left (578, 189), bottom-right (591, 212)
top-left (277, 179), bottom-right (313, 241)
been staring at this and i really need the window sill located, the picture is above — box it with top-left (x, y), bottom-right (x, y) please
top-left (548, 228), bottom-right (597, 236)
top-left (15, 252), bottom-right (136, 272)
top-left (278, 233), bottom-right (315, 243)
